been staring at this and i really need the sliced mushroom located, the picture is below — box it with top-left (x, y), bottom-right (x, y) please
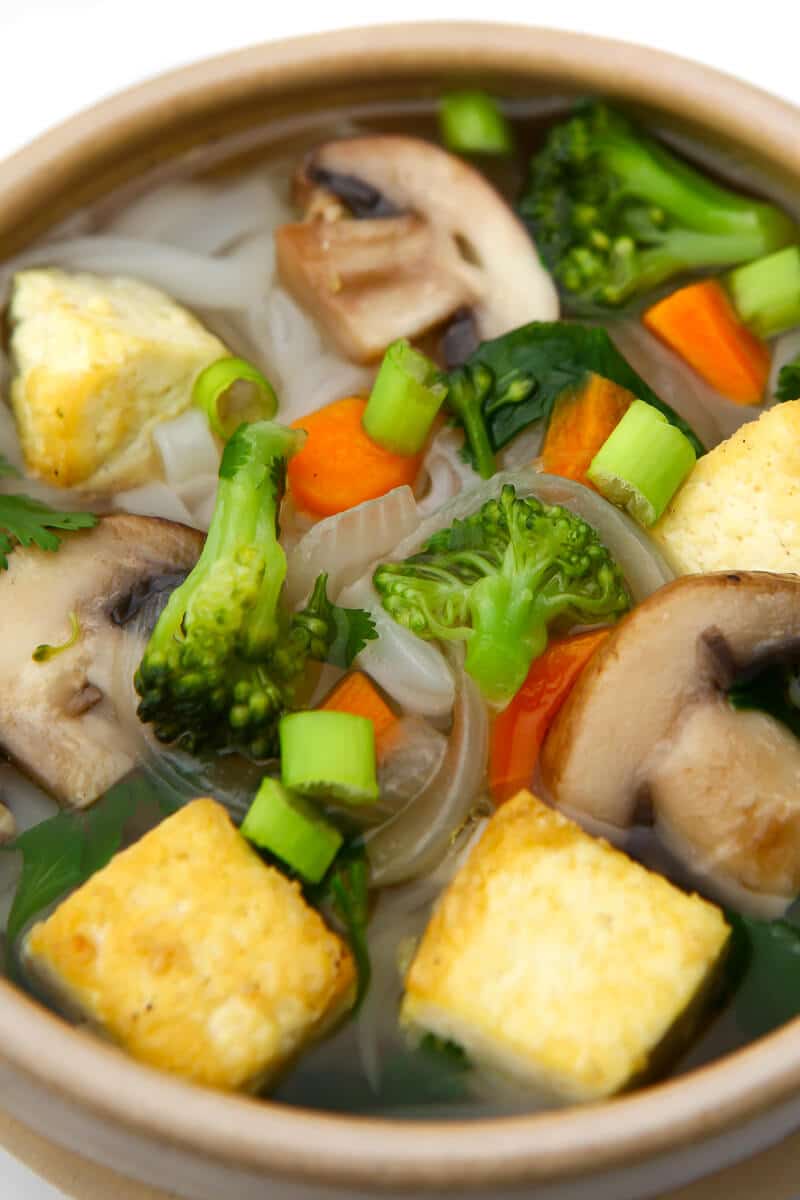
top-left (0, 802), bottom-right (15, 844)
top-left (275, 136), bottom-right (559, 363)
top-left (0, 514), bottom-right (202, 809)
top-left (540, 572), bottom-right (800, 914)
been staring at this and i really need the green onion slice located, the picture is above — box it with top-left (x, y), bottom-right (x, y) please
top-left (726, 246), bottom-right (800, 340)
top-left (439, 90), bottom-right (514, 156)
top-left (193, 356), bottom-right (278, 439)
top-left (280, 711), bottom-right (379, 806)
top-left (240, 777), bottom-right (343, 884)
top-left (587, 399), bottom-right (696, 527)
top-left (362, 339), bottom-right (447, 456)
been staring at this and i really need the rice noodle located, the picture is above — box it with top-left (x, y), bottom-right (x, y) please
top-left (113, 482), bottom-right (197, 527)
top-left (416, 427), bottom-right (479, 517)
top-left (285, 486), bottom-right (419, 608)
top-left (153, 409), bottom-right (220, 486)
top-left (2, 237), bottom-right (253, 313)
top-left (364, 659), bottom-right (489, 886)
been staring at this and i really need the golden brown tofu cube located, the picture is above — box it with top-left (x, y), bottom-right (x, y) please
top-left (25, 798), bottom-right (355, 1091)
top-left (402, 791), bottom-right (729, 1101)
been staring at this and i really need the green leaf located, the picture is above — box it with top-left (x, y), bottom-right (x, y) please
top-left (313, 844), bottom-right (371, 1010)
top-left (729, 663), bottom-right (800, 741)
top-left (326, 605), bottom-right (378, 669)
top-left (776, 359), bottom-right (800, 403)
top-left (2, 775), bottom-right (171, 947)
top-left (725, 912), bottom-right (800, 1038)
top-left (0, 454), bottom-right (20, 479)
top-left (0, 494), bottom-right (97, 570)
top-left (446, 321), bottom-right (705, 470)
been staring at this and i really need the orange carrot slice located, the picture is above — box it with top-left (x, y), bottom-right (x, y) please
top-left (542, 374), bottom-right (634, 488)
top-left (489, 629), bottom-right (610, 805)
top-left (319, 671), bottom-right (398, 757)
top-left (643, 279), bottom-right (770, 406)
top-left (289, 396), bottom-right (422, 517)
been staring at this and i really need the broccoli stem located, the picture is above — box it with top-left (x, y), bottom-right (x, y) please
top-left (445, 369), bottom-right (497, 479)
top-left (465, 573), bottom-right (548, 705)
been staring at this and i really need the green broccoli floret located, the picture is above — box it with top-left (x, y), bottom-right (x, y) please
top-left (520, 102), bottom-right (797, 309)
top-left (135, 421), bottom-right (362, 757)
top-left (373, 485), bottom-right (629, 706)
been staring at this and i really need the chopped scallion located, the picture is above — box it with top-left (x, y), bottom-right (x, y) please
top-left (280, 711), bottom-right (379, 806)
top-left (240, 777), bottom-right (342, 884)
top-left (439, 90), bottom-right (514, 156)
top-left (362, 339), bottom-right (447, 456)
top-left (726, 246), bottom-right (800, 339)
top-left (193, 356), bottom-right (278, 439)
top-left (587, 399), bottom-right (696, 527)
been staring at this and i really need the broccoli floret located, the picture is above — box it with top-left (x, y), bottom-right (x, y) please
top-left (373, 485), bottom-right (629, 706)
top-left (520, 102), bottom-right (796, 309)
top-left (135, 421), bottom-right (342, 757)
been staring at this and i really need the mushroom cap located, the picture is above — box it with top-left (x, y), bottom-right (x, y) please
top-left (541, 572), bottom-right (800, 912)
top-left (0, 514), bottom-right (203, 808)
top-left (277, 135), bottom-right (559, 363)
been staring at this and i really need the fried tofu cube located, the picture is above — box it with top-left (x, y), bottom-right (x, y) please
top-left (24, 799), bottom-right (355, 1091)
top-left (401, 791), bottom-right (729, 1101)
top-left (9, 269), bottom-right (226, 490)
top-left (653, 400), bottom-right (800, 574)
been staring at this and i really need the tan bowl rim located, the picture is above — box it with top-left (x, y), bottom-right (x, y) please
top-left (1, 22), bottom-right (800, 1192)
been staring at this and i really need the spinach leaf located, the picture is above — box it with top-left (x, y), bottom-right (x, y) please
top-left (728, 663), bottom-right (800, 742)
top-left (311, 844), bottom-right (371, 1009)
top-left (725, 912), bottom-right (800, 1038)
top-left (775, 358), bottom-right (800, 403)
top-left (445, 321), bottom-right (704, 474)
top-left (3, 775), bottom-right (176, 946)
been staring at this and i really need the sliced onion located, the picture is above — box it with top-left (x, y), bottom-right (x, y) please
top-left (285, 486), bottom-right (419, 608)
top-left (607, 318), bottom-right (751, 444)
top-left (338, 577), bottom-right (455, 717)
top-left (153, 408), bottom-right (220, 485)
top-left (5, 236), bottom-right (250, 313)
top-left (365, 661), bottom-right (488, 886)
top-left (377, 718), bottom-right (447, 813)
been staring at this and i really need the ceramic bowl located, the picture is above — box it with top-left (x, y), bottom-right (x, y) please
top-left (0, 23), bottom-right (799, 1200)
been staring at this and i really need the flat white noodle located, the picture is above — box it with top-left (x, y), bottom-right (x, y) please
top-left (108, 174), bottom-right (291, 256)
top-left (1, 237), bottom-right (251, 313)
top-left (364, 659), bottom-right (488, 886)
top-left (153, 409), bottom-right (220, 485)
top-left (416, 426), bottom-right (479, 517)
top-left (338, 576), bottom-right (455, 718)
top-left (113, 482), bottom-right (198, 528)
top-left (285, 486), bottom-right (419, 609)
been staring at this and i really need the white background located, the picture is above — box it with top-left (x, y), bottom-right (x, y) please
top-left (1, 2), bottom-right (798, 1197)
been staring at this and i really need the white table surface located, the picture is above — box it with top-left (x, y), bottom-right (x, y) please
top-left (1, 1), bottom-right (799, 1196)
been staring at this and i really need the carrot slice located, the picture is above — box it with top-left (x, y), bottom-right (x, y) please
top-left (489, 629), bottom-right (610, 805)
top-left (541, 374), bottom-right (634, 488)
top-left (643, 279), bottom-right (770, 406)
top-left (288, 396), bottom-right (422, 517)
top-left (319, 671), bottom-right (398, 757)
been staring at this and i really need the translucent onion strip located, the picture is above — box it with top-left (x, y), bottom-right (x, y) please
top-left (365, 664), bottom-right (488, 886)
top-left (338, 577), bottom-right (455, 717)
top-left (285, 486), bottom-right (419, 608)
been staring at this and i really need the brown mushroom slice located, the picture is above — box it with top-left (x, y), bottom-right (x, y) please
top-left (542, 566), bottom-right (800, 878)
top-left (276, 136), bottom-right (559, 364)
top-left (0, 514), bottom-right (203, 809)
top-left (648, 697), bottom-right (800, 916)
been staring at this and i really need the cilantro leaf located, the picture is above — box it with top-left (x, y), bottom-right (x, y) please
top-left (0, 455), bottom-right (20, 479)
top-left (0, 494), bottom-right (97, 569)
top-left (776, 359), bottom-right (800, 403)
top-left (326, 604), bottom-right (378, 669)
